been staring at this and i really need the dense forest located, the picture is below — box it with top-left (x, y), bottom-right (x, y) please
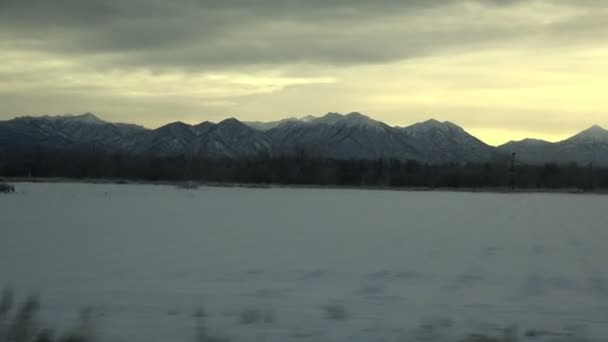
top-left (1, 149), bottom-right (608, 190)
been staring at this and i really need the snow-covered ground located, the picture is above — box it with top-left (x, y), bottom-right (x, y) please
top-left (1, 183), bottom-right (608, 341)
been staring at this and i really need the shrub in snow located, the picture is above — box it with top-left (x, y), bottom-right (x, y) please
top-left (58, 307), bottom-right (98, 342)
top-left (0, 182), bottom-right (15, 193)
top-left (239, 308), bottom-right (262, 325)
top-left (458, 324), bottom-right (519, 342)
top-left (0, 288), bottom-right (14, 318)
top-left (238, 307), bottom-right (275, 325)
top-left (322, 302), bottom-right (348, 321)
top-left (459, 335), bottom-right (504, 342)
top-left (7, 294), bottom-right (40, 342)
top-left (262, 309), bottom-right (276, 323)
top-left (177, 181), bottom-right (199, 190)
top-left (194, 307), bottom-right (230, 342)
top-left (0, 289), bottom-right (15, 340)
top-left (0, 291), bottom-right (102, 342)
top-left (193, 307), bottom-right (207, 319)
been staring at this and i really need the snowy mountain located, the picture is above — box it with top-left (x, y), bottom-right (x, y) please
top-left (4, 113), bottom-right (145, 153)
top-left (2, 112), bottom-right (606, 165)
top-left (498, 125), bottom-right (608, 166)
top-left (194, 118), bottom-right (273, 158)
top-left (133, 118), bottom-right (273, 158)
top-left (245, 118), bottom-right (300, 131)
top-left (266, 112), bottom-right (420, 160)
top-left (0, 114), bottom-right (274, 158)
top-left (135, 121), bottom-right (199, 156)
top-left (0, 119), bottom-right (74, 153)
top-left (264, 113), bottom-right (497, 162)
top-left (498, 138), bottom-right (556, 164)
top-left (245, 115), bottom-right (316, 131)
top-left (566, 125), bottom-right (608, 144)
top-left (15, 112), bottom-right (107, 126)
top-left (400, 119), bottom-right (498, 163)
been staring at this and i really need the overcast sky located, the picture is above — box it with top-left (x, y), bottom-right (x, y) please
top-left (1, 0), bottom-right (607, 145)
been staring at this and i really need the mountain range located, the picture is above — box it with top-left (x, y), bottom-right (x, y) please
top-left (1, 112), bottom-right (607, 166)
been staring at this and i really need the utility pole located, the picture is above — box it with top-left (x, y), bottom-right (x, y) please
top-left (588, 161), bottom-right (594, 190)
top-left (508, 152), bottom-right (516, 191)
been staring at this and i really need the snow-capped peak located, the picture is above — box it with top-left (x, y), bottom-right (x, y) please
top-left (402, 118), bottom-right (461, 134)
top-left (566, 124), bottom-right (608, 143)
top-left (245, 113), bottom-right (382, 131)
top-left (299, 115), bottom-right (316, 122)
top-left (12, 112), bottom-right (108, 126)
top-left (421, 118), bottom-right (443, 126)
top-left (578, 125), bottom-right (607, 138)
top-left (311, 112), bottom-right (384, 129)
top-left (72, 113), bottom-right (106, 125)
top-left (47, 113), bottom-right (106, 125)
top-left (244, 117), bottom-right (300, 131)
top-left (214, 118), bottom-right (255, 134)
top-left (155, 121), bottom-right (195, 135)
top-left (218, 117), bottom-right (246, 127)
top-left (312, 112), bottom-right (343, 125)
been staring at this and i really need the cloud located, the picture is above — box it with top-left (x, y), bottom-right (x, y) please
top-left (1, 0), bottom-right (608, 144)
top-left (2, 0), bottom-right (602, 71)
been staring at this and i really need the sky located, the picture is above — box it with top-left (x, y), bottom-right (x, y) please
top-left (1, 0), bottom-right (607, 146)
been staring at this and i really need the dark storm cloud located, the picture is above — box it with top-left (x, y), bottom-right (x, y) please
top-left (0, 0), bottom-right (606, 70)
top-left (0, 0), bottom-right (525, 68)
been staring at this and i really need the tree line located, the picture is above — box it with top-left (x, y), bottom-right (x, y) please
top-left (1, 149), bottom-right (608, 190)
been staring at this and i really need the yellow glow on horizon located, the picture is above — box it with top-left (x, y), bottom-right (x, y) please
top-left (464, 127), bottom-right (573, 147)
top-left (2, 42), bottom-right (606, 146)
top-left (1, 0), bottom-right (608, 145)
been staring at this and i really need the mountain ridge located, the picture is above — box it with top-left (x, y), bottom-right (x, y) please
top-left (1, 113), bottom-right (607, 165)
top-left (497, 124), bottom-right (608, 166)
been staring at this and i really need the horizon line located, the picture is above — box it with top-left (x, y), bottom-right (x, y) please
top-left (5, 111), bottom-right (606, 148)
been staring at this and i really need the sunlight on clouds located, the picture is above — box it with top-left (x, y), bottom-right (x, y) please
top-left (1, 1), bottom-right (607, 144)
top-left (1, 41), bottom-right (606, 145)
top-left (0, 48), bottom-right (335, 99)
top-left (343, 46), bottom-right (608, 144)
